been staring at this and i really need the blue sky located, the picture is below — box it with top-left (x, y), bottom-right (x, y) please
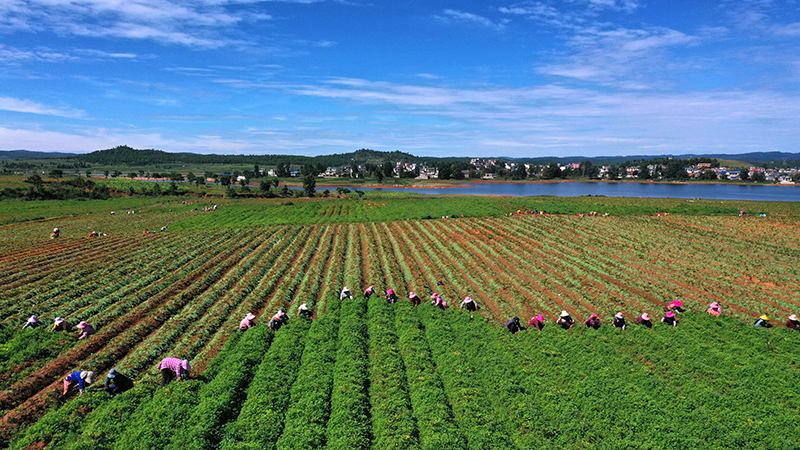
top-left (1, 0), bottom-right (799, 157)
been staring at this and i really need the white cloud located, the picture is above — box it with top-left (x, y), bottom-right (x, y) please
top-left (0, 0), bottom-right (274, 48)
top-left (0, 96), bottom-right (84, 118)
top-left (436, 9), bottom-right (509, 32)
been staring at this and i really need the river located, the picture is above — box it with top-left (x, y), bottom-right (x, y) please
top-left (346, 181), bottom-right (800, 202)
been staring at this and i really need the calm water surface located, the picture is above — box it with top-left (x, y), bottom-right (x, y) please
top-left (356, 182), bottom-right (800, 202)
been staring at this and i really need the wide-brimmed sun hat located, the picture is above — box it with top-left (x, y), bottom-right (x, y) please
top-left (615, 312), bottom-right (624, 319)
top-left (760, 314), bottom-right (769, 320)
top-left (560, 310), bottom-right (570, 317)
top-left (665, 311), bottom-right (675, 318)
top-left (790, 315), bottom-right (799, 321)
top-left (641, 313), bottom-right (651, 320)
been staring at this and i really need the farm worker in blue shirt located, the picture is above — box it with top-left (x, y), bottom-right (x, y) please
top-left (63, 371), bottom-right (95, 396)
top-left (340, 287), bottom-right (351, 301)
top-left (754, 314), bottom-right (773, 328)
top-left (22, 315), bottom-right (42, 329)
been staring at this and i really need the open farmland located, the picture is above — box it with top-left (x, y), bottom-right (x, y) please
top-left (2, 195), bottom-right (800, 449)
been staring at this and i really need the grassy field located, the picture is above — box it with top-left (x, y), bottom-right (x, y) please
top-left (1, 194), bottom-right (800, 449)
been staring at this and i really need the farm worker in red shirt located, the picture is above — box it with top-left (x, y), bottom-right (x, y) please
top-left (51, 317), bottom-right (72, 332)
top-left (667, 300), bottom-right (686, 313)
top-left (22, 315), bottom-right (42, 330)
top-left (386, 289), bottom-right (398, 304)
top-left (409, 291), bottom-right (421, 307)
top-left (239, 313), bottom-right (256, 331)
top-left (584, 314), bottom-right (602, 330)
top-left (298, 303), bottom-right (313, 319)
top-left (364, 286), bottom-right (374, 299)
top-left (662, 311), bottom-right (678, 327)
top-left (505, 317), bottom-right (523, 334)
top-left (63, 370), bottom-right (95, 395)
top-left (634, 313), bottom-right (653, 328)
top-left (612, 312), bottom-right (627, 330)
top-left (340, 287), bottom-right (351, 301)
top-left (707, 302), bottom-right (722, 316)
top-left (556, 311), bottom-right (575, 330)
top-left (460, 296), bottom-right (478, 312)
top-left (76, 321), bottom-right (96, 339)
top-left (528, 314), bottom-right (545, 331)
top-left (159, 357), bottom-right (191, 387)
top-left (786, 315), bottom-right (800, 330)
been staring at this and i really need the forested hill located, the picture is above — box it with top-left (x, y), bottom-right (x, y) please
top-left (0, 150), bottom-right (77, 160)
top-left (76, 146), bottom-right (445, 166)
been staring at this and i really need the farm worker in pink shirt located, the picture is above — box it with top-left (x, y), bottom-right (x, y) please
top-left (364, 286), bottom-right (374, 299)
top-left (528, 314), bottom-right (545, 331)
top-left (159, 357), bottom-right (191, 387)
top-left (460, 296), bottom-right (478, 312)
top-left (239, 313), bottom-right (256, 331)
top-left (340, 287), bottom-right (351, 301)
top-left (667, 300), bottom-right (686, 313)
top-left (386, 288), bottom-right (398, 304)
top-left (409, 291), bottom-right (421, 307)
top-left (706, 302), bottom-right (722, 316)
top-left (63, 370), bottom-right (95, 396)
top-left (76, 321), bottom-right (96, 339)
top-left (431, 293), bottom-right (448, 310)
top-left (584, 314), bottom-right (602, 330)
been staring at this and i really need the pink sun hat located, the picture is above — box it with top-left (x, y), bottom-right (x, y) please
top-left (665, 311), bottom-right (675, 318)
top-left (710, 302), bottom-right (720, 309)
top-left (641, 313), bottom-right (650, 320)
top-left (536, 314), bottom-right (544, 321)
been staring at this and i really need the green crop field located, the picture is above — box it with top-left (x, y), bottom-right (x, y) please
top-left (2, 193), bottom-right (800, 449)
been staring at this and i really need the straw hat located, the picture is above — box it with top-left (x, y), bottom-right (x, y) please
top-left (789, 315), bottom-right (798, 322)
top-left (560, 310), bottom-right (570, 317)
top-left (760, 314), bottom-right (769, 320)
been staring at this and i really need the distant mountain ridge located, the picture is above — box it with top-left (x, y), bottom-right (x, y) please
top-left (4, 147), bottom-right (800, 166)
top-left (0, 150), bottom-right (77, 160)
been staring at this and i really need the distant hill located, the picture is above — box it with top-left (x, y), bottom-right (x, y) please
top-left (506, 152), bottom-right (800, 167)
top-left (0, 150), bottom-right (77, 160)
top-left (75, 146), bottom-right (448, 167)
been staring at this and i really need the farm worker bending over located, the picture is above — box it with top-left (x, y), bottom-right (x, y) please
top-left (159, 357), bottom-right (191, 387)
top-left (364, 286), bottom-right (374, 299)
top-left (51, 228), bottom-right (60, 238)
top-left (786, 315), bottom-right (800, 330)
top-left (76, 321), bottom-right (96, 339)
top-left (298, 303), bottom-right (313, 319)
top-left (707, 302), bottom-right (722, 316)
top-left (269, 310), bottom-right (288, 332)
top-left (754, 315), bottom-right (773, 328)
top-left (661, 311), bottom-right (678, 327)
top-left (63, 371), bottom-right (95, 396)
top-left (584, 314), bottom-right (602, 330)
top-left (528, 315), bottom-right (545, 331)
top-left (667, 300), bottom-right (686, 313)
top-left (634, 313), bottom-right (653, 328)
top-left (51, 317), bottom-right (72, 332)
top-left (556, 311), bottom-right (575, 330)
top-left (340, 287), bottom-right (352, 301)
top-left (22, 315), bottom-right (42, 330)
top-left (105, 368), bottom-right (134, 396)
top-left (505, 317), bottom-right (523, 334)
top-left (460, 297), bottom-right (478, 312)
top-left (239, 313), bottom-right (256, 331)
top-left (612, 312), bottom-right (627, 330)
top-left (409, 292), bottom-right (421, 307)
top-left (431, 293), bottom-right (448, 310)
top-left (386, 289), bottom-right (398, 304)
